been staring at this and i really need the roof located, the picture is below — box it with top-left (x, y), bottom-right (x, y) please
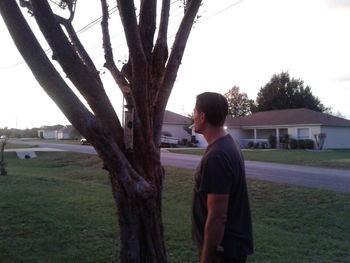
top-left (39, 125), bottom-right (64, 131)
top-left (226, 108), bottom-right (350, 128)
top-left (57, 125), bottom-right (74, 133)
top-left (163, 110), bottom-right (192, 125)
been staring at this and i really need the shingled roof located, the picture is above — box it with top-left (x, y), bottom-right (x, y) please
top-left (226, 108), bottom-right (350, 128)
top-left (163, 110), bottom-right (192, 124)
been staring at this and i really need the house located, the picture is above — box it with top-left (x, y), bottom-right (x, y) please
top-left (225, 108), bottom-right (350, 149)
top-left (38, 125), bottom-right (64, 139)
top-left (162, 110), bottom-right (192, 142)
top-left (56, 125), bottom-right (74, 139)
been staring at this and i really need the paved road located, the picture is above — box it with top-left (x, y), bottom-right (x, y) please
top-left (9, 140), bottom-right (350, 194)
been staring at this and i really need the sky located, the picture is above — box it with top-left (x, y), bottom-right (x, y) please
top-left (0, 0), bottom-right (350, 129)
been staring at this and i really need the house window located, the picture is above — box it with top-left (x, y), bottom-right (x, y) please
top-left (297, 128), bottom-right (310, 139)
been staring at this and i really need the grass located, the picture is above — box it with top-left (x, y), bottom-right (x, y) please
top-left (0, 152), bottom-right (349, 262)
top-left (168, 149), bottom-right (350, 170)
top-left (4, 143), bottom-right (40, 149)
top-left (19, 138), bottom-right (81, 145)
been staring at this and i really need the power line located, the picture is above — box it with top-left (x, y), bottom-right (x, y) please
top-left (1, 0), bottom-right (244, 70)
top-left (196, 0), bottom-right (245, 25)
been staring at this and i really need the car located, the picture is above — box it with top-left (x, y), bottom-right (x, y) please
top-left (0, 135), bottom-right (8, 140)
top-left (80, 138), bottom-right (90, 145)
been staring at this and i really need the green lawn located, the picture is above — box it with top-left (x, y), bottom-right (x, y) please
top-left (168, 149), bottom-right (350, 170)
top-left (0, 152), bottom-right (349, 262)
top-left (19, 138), bottom-right (81, 145)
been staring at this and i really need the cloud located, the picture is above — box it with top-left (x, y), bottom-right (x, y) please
top-left (327, 0), bottom-right (350, 9)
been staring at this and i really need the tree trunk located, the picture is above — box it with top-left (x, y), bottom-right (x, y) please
top-left (107, 155), bottom-right (166, 262)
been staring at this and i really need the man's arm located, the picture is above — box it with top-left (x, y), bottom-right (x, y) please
top-left (200, 194), bottom-right (229, 263)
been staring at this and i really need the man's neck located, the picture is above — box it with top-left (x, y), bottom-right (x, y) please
top-left (202, 126), bottom-right (228, 145)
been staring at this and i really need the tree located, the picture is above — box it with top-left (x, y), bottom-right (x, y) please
top-left (224, 86), bottom-right (254, 117)
top-left (254, 71), bottom-right (329, 113)
top-left (0, 0), bottom-right (203, 262)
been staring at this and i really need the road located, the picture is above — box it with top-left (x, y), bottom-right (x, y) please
top-left (9, 140), bottom-right (350, 194)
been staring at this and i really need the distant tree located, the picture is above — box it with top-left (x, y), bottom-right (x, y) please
top-left (224, 86), bottom-right (254, 117)
top-left (254, 72), bottom-right (329, 113)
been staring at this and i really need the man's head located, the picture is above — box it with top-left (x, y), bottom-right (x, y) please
top-left (194, 92), bottom-right (228, 133)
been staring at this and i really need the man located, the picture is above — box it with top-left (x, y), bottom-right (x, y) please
top-left (192, 92), bottom-right (253, 263)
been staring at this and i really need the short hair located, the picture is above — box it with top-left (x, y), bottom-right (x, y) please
top-left (195, 92), bottom-right (228, 126)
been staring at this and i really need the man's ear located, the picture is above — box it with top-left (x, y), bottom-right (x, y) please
top-left (200, 112), bottom-right (206, 123)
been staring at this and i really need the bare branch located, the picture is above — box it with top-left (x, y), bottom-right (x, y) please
top-left (117, 0), bottom-right (146, 66)
top-left (117, 0), bottom-right (153, 145)
top-left (150, 0), bottom-right (170, 106)
top-left (100, 0), bottom-right (133, 106)
top-left (152, 0), bottom-right (202, 142)
top-left (29, 0), bottom-right (124, 148)
top-left (139, 0), bottom-right (156, 62)
top-left (54, 14), bottom-right (98, 73)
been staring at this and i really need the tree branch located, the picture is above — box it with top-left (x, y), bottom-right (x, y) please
top-left (54, 14), bottom-right (98, 74)
top-left (116, 0), bottom-right (146, 66)
top-left (29, 0), bottom-right (124, 148)
top-left (139, 0), bottom-right (156, 62)
top-left (100, 0), bottom-right (133, 106)
top-left (117, 0), bottom-right (152, 146)
top-left (150, 0), bottom-right (170, 107)
top-left (152, 0), bottom-right (202, 143)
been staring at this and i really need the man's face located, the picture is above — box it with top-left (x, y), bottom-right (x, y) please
top-left (193, 107), bottom-right (205, 134)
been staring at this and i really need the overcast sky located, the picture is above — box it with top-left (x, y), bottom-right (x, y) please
top-left (1, 0), bottom-right (350, 129)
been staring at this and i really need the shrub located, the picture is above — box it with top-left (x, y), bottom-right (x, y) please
top-left (282, 134), bottom-right (291, 149)
top-left (297, 139), bottom-right (305, 149)
top-left (304, 139), bottom-right (315, 149)
top-left (254, 142), bottom-right (260, 149)
top-left (180, 138), bottom-right (188, 145)
top-left (268, 135), bottom-right (277, 148)
top-left (247, 141), bottom-right (255, 148)
top-left (289, 139), bottom-right (298, 149)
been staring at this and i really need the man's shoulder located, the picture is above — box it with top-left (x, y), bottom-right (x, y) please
top-left (207, 135), bottom-right (239, 155)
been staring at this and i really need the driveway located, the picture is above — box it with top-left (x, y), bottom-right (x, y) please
top-left (8, 139), bottom-right (350, 194)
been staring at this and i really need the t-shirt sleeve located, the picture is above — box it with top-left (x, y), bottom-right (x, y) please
top-left (199, 156), bottom-right (232, 194)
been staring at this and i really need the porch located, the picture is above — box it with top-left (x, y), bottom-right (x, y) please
top-left (239, 128), bottom-right (288, 148)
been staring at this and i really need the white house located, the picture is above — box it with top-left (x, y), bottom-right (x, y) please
top-left (56, 125), bottom-right (74, 139)
top-left (38, 125), bottom-right (64, 139)
top-left (225, 108), bottom-right (350, 149)
top-left (162, 110), bottom-right (192, 142)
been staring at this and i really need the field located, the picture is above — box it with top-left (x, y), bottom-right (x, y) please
top-left (0, 152), bottom-right (349, 262)
top-left (168, 149), bottom-right (350, 170)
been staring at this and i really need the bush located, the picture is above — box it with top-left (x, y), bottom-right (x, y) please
top-left (261, 142), bottom-right (268, 149)
top-left (297, 139), bottom-right (305, 149)
top-left (254, 142), bottom-right (260, 149)
top-left (304, 139), bottom-right (315, 149)
top-left (180, 138), bottom-right (188, 145)
top-left (282, 134), bottom-right (291, 149)
top-left (289, 139), bottom-right (298, 149)
top-left (268, 135), bottom-right (277, 148)
top-left (247, 141), bottom-right (255, 148)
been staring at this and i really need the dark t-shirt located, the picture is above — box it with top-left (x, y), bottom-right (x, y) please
top-left (192, 134), bottom-right (253, 258)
